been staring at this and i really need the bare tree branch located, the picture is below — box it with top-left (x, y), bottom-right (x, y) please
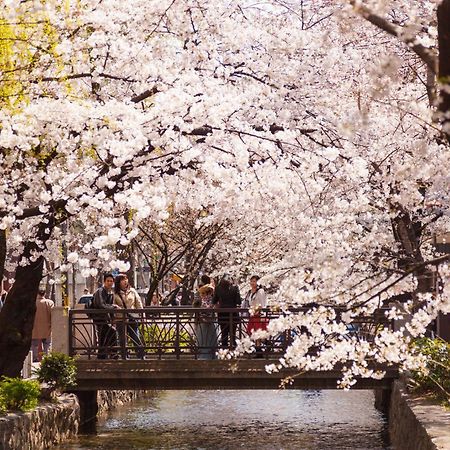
top-left (350, 0), bottom-right (438, 73)
top-left (131, 86), bottom-right (159, 103)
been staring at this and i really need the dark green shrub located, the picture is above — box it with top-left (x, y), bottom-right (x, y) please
top-left (0, 377), bottom-right (40, 412)
top-left (34, 352), bottom-right (77, 393)
top-left (410, 337), bottom-right (450, 407)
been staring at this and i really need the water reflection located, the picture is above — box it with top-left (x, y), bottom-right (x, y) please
top-left (60, 390), bottom-right (390, 449)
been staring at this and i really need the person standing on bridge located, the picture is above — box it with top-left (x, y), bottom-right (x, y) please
top-left (213, 274), bottom-right (241, 349)
top-left (114, 273), bottom-right (145, 359)
top-left (150, 290), bottom-right (161, 306)
top-left (245, 275), bottom-right (268, 358)
top-left (31, 289), bottom-right (54, 362)
top-left (91, 273), bottom-right (120, 359)
top-left (193, 283), bottom-right (218, 359)
top-left (245, 275), bottom-right (267, 333)
top-left (192, 274), bottom-right (212, 307)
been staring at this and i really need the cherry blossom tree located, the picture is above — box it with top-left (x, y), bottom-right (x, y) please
top-left (0, 0), bottom-right (448, 385)
top-left (134, 209), bottom-right (226, 304)
top-left (222, 0), bottom-right (450, 385)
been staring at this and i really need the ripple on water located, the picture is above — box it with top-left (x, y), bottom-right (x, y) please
top-left (59, 390), bottom-right (390, 450)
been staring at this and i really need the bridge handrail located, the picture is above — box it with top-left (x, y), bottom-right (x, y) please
top-left (68, 306), bottom-right (393, 360)
top-left (69, 306), bottom-right (392, 316)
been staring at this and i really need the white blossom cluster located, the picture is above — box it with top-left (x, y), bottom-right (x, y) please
top-left (0, 0), bottom-right (449, 385)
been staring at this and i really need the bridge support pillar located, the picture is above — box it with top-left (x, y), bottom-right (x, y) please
top-left (374, 388), bottom-right (392, 416)
top-left (76, 390), bottom-right (98, 431)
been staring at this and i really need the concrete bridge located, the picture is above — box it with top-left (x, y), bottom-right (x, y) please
top-left (67, 307), bottom-right (397, 390)
top-left (74, 359), bottom-right (398, 391)
top-left (60, 307), bottom-right (398, 424)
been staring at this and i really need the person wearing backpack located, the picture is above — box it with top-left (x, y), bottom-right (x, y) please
top-left (212, 274), bottom-right (241, 349)
top-left (91, 273), bottom-right (120, 359)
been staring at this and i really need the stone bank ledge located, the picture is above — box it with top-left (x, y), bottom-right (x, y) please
top-left (390, 380), bottom-right (450, 450)
top-left (0, 394), bottom-right (79, 450)
top-left (97, 389), bottom-right (145, 416)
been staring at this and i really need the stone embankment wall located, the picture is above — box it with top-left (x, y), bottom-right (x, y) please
top-left (389, 380), bottom-right (450, 450)
top-left (0, 390), bottom-right (148, 450)
top-left (0, 394), bottom-right (79, 450)
top-left (97, 390), bottom-right (145, 416)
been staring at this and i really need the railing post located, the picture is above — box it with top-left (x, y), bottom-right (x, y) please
top-left (229, 310), bottom-right (232, 349)
top-left (175, 310), bottom-right (180, 359)
top-left (68, 309), bottom-right (73, 356)
top-left (52, 306), bottom-right (70, 355)
top-left (21, 351), bottom-right (33, 379)
top-left (120, 310), bottom-right (127, 359)
top-left (237, 308), bottom-right (242, 343)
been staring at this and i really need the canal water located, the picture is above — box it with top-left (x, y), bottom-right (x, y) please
top-left (59, 390), bottom-right (390, 449)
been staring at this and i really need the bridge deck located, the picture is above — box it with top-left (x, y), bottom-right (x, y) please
top-left (75, 360), bottom-right (398, 390)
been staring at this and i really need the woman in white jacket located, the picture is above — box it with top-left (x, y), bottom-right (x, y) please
top-left (114, 274), bottom-right (145, 359)
top-left (245, 275), bottom-right (267, 334)
top-left (244, 275), bottom-right (268, 358)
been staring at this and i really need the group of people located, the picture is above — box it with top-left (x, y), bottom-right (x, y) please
top-left (90, 272), bottom-right (268, 360)
top-left (2, 271), bottom-right (268, 364)
top-left (192, 273), bottom-right (268, 359)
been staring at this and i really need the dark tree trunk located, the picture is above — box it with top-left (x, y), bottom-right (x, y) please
top-left (391, 209), bottom-right (435, 295)
top-left (390, 4), bottom-right (450, 296)
top-left (0, 230), bottom-right (6, 285)
top-left (438, 0), bottom-right (450, 139)
top-left (0, 217), bottom-right (54, 377)
top-left (437, 0), bottom-right (450, 340)
top-left (145, 278), bottom-right (161, 306)
top-left (0, 256), bottom-right (44, 377)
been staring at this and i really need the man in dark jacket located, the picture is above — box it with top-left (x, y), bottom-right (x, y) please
top-left (91, 273), bottom-right (120, 359)
top-left (212, 275), bottom-right (241, 348)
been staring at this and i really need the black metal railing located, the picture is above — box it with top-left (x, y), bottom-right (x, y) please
top-left (68, 307), bottom-right (393, 360)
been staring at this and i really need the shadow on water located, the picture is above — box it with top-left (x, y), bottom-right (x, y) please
top-left (79, 419), bottom-right (98, 436)
top-left (61, 390), bottom-right (391, 450)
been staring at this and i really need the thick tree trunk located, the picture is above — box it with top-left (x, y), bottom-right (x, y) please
top-left (391, 3), bottom-right (450, 296)
top-left (0, 230), bottom-right (6, 285)
top-left (391, 209), bottom-right (435, 295)
top-left (437, 0), bottom-right (450, 339)
top-left (0, 256), bottom-right (44, 377)
top-left (0, 216), bottom-right (54, 377)
top-left (438, 0), bottom-right (450, 139)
